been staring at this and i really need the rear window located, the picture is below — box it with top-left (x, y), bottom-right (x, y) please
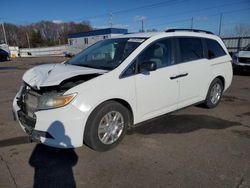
top-left (178, 37), bottom-right (204, 62)
top-left (205, 39), bottom-right (226, 59)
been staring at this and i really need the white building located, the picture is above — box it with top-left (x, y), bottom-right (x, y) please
top-left (66, 28), bottom-right (128, 56)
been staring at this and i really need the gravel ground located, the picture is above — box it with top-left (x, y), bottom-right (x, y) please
top-left (0, 57), bottom-right (249, 188)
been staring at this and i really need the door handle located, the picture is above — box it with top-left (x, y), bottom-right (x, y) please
top-left (179, 73), bottom-right (188, 78)
top-left (170, 73), bottom-right (188, 80)
top-left (170, 75), bottom-right (179, 80)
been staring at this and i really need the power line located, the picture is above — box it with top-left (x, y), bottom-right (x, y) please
top-left (112, 0), bottom-right (248, 27)
top-left (71, 0), bottom-right (183, 22)
top-left (146, 6), bottom-right (250, 29)
top-left (112, 0), bottom-right (182, 14)
top-left (142, 0), bottom-right (248, 23)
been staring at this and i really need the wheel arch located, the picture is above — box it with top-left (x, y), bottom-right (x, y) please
top-left (106, 98), bottom-right (134, 126)
top-left (83, 98), bottom-right (134, 150)
top-left (214, 75), bottom-right (225, 91)
top-left (86, 98), bottom-right (134, 128)
top-left (204, 75), bottom-right (225, 101)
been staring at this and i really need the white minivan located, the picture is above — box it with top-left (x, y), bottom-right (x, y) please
top-left (13, 29), bottom-right (233, 151)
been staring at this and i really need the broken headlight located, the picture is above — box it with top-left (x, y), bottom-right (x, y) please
top-left (38, 93), bottom-right (77, 110)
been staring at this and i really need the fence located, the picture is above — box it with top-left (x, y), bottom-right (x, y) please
top-left (20, 45), bottom-right (68, 57)
top-left (222, 36), bottom-right (250, 53)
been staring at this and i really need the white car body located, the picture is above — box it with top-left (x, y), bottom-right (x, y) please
top-left (13, 30), bottom-right (233, 149)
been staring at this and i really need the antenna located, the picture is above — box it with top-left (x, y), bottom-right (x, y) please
top-left (109, 12), bottom-right (112, 28)
top-left (218, 13), bottom-right (223, 36)
top-left (190, 17), bottom-right (194, 29)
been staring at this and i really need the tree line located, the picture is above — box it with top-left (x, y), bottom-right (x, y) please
top-left (0, 21), bottom-right (92, 48)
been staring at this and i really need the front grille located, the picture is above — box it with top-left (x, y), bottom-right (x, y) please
top-left (238, 57), bottom-right (250, 64)
top-left (18, 84), bottom-right (41, 118)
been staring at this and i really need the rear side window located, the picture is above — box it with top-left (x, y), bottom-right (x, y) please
top-left (205, 39), bottom-right (226, 59)
top-left (178, 37), bottom-right (204, 62)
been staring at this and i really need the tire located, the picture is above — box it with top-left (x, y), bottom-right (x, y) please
top-left (203, 78), bottom-right (223, 108)
top-left (84, 101), bottom-right (131, 152)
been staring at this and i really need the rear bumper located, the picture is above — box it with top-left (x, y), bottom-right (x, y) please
top-left (13, 96), bottom-right (86, 148)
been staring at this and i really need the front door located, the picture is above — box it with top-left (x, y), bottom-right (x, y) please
top-left (135, 38), bottom-right (179, 122)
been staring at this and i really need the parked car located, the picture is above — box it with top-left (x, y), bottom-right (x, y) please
top-left (13, 29), bottom-right (232, 151)
top-left (232, 44), bottom-right (250, 72)
top-left (0, 48), bottom-right (10, 61)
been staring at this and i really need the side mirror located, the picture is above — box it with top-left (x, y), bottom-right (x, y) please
top-left (139, 61), bottom-right (157, 73)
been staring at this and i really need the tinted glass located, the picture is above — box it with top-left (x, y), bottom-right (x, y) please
top-left (138, 38), bottom-right (173, 70)
top-left (178, 37), bottom-right (204, 62)
top-left (206, 39), bottom-right (226, 59)
top-left (122, 61), bottom-right (136, 77)
top-left (67, 38), bottom-right (144, 70)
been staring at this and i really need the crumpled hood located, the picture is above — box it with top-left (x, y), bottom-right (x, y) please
top-left (23, 63), bottom-right (107, 89)
top-left (238, 51), bottom-right (250, 58)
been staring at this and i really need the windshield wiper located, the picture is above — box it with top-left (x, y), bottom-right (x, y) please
top-left (73, 64), bottom-right (111, 71)
top-left (73, 64), bottom-right (96, 69)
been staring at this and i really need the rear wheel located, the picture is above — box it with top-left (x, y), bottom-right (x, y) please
top-left (84, 101), bottom-right (130, 151)
top-left (203, 78), bottom-right (223, 108)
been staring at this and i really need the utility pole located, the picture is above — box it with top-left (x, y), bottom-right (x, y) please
top-left (58, 34), bottom-right (61, 45)
top-left (1, 19), bottom-right (8, 45)
top-left (26, 32), bottom-right (31, 48)
top-left (218, 13), bottom-right (223, 36)
top-left (109, 12), bottom-right (112, 28)
top-left (190, 17), bottom-right (194, 29)
top-left (141, 17), bottom-right (145, 32)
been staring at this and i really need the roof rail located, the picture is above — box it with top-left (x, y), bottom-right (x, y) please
top-left (165, 29), bottom-right (214, 34)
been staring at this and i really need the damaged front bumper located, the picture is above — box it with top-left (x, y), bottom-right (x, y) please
top-left (12, 98), bottom-right (54, 143)
top-left (13, 93), bottom-right (86, 148)
top-left (17, 110), bottom-right (53, 142)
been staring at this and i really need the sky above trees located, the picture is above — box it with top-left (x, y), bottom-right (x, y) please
top-left (1, 0), bottom-right (250, 34)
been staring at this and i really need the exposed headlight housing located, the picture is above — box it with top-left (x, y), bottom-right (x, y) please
top-left (38, 93), bottom-right (77, 110)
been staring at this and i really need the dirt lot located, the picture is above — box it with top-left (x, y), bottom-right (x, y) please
top-left (0, 57), bottom-right (250, 188)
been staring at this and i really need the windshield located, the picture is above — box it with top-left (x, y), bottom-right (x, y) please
top-left (243, 44), bottom-right (250, 51)
top-left (67, 38), bottom-right (145, 70)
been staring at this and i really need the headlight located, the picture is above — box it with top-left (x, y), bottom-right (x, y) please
top-left (38, 93), bottom-right (77, 110)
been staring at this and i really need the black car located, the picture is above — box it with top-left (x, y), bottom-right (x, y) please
top-left (0, 48), bottom-right (10, 61)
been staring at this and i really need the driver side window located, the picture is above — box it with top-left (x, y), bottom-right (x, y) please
top-left (121, 38), bottom-right (174, 78)
top-left (138, 38), bottom-right (174, 71)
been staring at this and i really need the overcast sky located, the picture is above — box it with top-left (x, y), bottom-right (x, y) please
top-left (1, 0), bottom-right (250, 34)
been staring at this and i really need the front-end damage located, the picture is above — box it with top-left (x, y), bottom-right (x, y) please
top-left (13, 63), bottom-right (106, 147)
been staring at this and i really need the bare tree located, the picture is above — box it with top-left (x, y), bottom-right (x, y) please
top-left (224, 24), bottom-right (250, 37)
top-left (0, 21), bottom-right (92, 47)
top-left (233, 24), bottom-right (250, 37)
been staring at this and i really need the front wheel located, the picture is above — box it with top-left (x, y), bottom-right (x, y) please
top-left (84, 101), bottom-right (131, 151)
top-left (203, 78), bottom-right (223, 108)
